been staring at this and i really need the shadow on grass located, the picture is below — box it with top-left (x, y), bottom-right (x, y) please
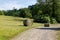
top-left (14, 19), bottom-right (24, 21)
top-left (18, 25), bottom-right (28, 27)
top-left (36, 28), bottom-right (60, 30)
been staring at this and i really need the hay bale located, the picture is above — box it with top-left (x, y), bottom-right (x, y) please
top-left (23, 19), bottom-right (33, 26)
top-left (44, 23), bottom-right (50, 27)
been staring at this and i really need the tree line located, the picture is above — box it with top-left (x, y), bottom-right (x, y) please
top-left (0, 0), bottom-right (60, 23)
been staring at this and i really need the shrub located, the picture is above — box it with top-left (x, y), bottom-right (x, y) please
top-left (34, 15), bottom-right (50, 23)
top-left (51, 18), bottom-right (57, 24)
top-left (43, 16), bottom-right (50, 23)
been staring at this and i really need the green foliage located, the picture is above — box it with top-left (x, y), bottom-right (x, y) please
top-left (19, 8), bottom-right (32, 18)
top-left (0, 11), bottom-right (5, 15)
top-left (0, 0), bottom-right (60, 23)
top-left (51, 18), bottom-right (57, 24)
top-left (34, 15), bottom-right (50, 23)
top-left (36, 0), bottom-right (60, 23)
top-left (56, 14), bottom-right (60, 23)
top-left (0, 11), bottom-right (2, 15)
top-left (43, 16), bottom-right (50, 23)
top-left (28, 4), bottom-right (40, 17)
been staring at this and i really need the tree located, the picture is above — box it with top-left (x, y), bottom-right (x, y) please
top-left (0, 10), bottom-right (5, 15)
top-left (19, 8), bottom-right (32, 18)
top-left (37, 0), bottom-right (60, 23)
top-left (54, 0), bottom-right (60, 23)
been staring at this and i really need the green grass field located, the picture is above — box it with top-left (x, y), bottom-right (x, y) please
top-left (57, 31), bottom-right (60, 40)
top-left (0, 15), bottom-right (43, 40)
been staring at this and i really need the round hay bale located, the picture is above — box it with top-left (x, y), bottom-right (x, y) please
top-left (23, 19), bottom-right (33, 26)
top-left (44, 23), bottom-right (50, 27)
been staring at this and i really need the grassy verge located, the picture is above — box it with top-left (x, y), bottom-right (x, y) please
top-left (57, 31), bottom-right (60, 40)
top-left (0, 15), bottom-right (43, 40)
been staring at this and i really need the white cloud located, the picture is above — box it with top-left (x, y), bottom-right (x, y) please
top-left (0, 0), bottom-right (37, 10)
top-left (0, 1), bottom-right (25, 10)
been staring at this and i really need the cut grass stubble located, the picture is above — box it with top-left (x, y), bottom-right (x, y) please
top-left (0, 15), bottom-right (43, 40)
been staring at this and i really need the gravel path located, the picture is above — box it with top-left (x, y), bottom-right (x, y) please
top-left (11, 27), bottom-right (57, 40)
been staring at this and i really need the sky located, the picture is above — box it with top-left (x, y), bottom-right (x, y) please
top-left (0, 0), bottom-right (37, 10)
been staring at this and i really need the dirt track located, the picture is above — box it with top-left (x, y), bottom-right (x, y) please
top-left (11, 27), bottom-right (57, 40)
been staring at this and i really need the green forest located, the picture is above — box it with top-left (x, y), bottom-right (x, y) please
top-left (0, 0), bottom-right (60, 24)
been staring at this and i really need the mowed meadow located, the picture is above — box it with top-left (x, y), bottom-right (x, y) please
top-left (0, 15), bottom-right (43, 40)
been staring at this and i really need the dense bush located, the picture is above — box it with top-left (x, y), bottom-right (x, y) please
top-left (0, 11), bottom-right (5, 15)
top-left (50, 18), bottom-right (57, 24)
top-left (56, 14), bottom-right (60, 23)
top-left (19, 8), bottom-right (32, 18)
top-left (0, 11), bottom-right (3, 15)
top-left (34, 15), bottom-right (50, 23)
